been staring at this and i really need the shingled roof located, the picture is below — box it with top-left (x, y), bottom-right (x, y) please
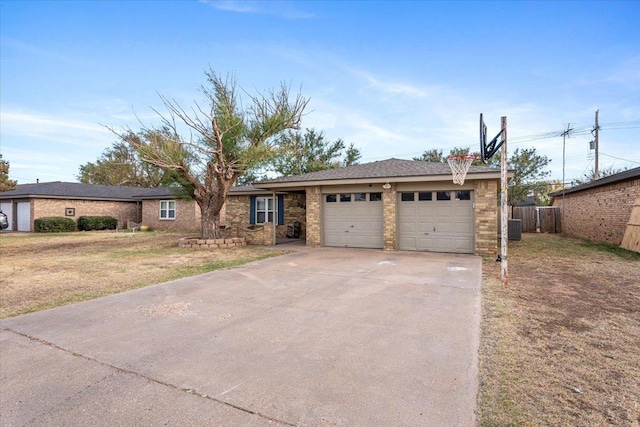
top-left (0, 182), bottom-right (276, 201)
top-left (255, 158), bottom-right (500, 186)
top-left (0, 182), bottom-right (150, 201)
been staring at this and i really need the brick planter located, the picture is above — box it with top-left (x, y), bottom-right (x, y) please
top-left (178, 237), bottom-right (247, 249)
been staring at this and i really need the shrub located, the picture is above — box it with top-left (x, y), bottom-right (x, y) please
top-left (34, 217), bottom-right (76, 233)
top-left (77, 216), bottom-right (118, 231)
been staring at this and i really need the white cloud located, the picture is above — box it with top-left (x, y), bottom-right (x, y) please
top-left (349, 69), bottom-right (434, 98)
top-left (203, 0), bottom-right (314, 19)
top-left (1, 110), bottom-right (112, 148)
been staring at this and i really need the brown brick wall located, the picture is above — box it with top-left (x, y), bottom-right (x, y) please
top-left (474, 180), bottom-right (499, 257)
top-left (552, 178), bottom-right (640, 245)
top-left (383, 183), bottom-right (397, 250)
top-left (33, 199), bottom-right (141, 230)
top-left (281, 192), bottom-right (307, 239)
top-left (306, 186), bottom-right (321, 246)
top-left (222, 194), bottom-right (306, 244)
top-left (141, 199), bottom-right (200, 233)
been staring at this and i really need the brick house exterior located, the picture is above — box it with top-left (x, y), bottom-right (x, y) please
top-left (1, 159), bottom-right (505, 257)
top-left (550, 167), bottom-right (640, 245)
top-left (137, 186), bottom-right (306, 241)
top-left (255, 158), bottom-right (506, 257)
top-left (0, 182), bottom-right (143, 232)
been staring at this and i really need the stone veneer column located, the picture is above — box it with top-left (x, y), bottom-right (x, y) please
top-left (474, 180), bottom-right (499, 257)
top-left (305, 186), bottom-right (321, 246)
top-left (383, 183), bottom-right (397, 250)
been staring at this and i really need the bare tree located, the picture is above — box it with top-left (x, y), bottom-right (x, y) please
top-left (110, 69), bottom-right (309, 239)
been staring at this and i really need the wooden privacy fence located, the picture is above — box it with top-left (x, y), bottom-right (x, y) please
top-left (512, 206), bottom-right (560, 233)
top-left (621, 198), bottom-right (640, 253)
top-left (512, 206), bottom-right (537, 232)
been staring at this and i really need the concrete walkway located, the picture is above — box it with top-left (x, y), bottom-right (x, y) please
top-left (1, 247), bottom-right (481, 426)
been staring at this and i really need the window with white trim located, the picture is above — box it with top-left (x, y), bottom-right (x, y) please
top-left (255, 197), bottom-right (274, 224)
top-left (159, 200), bottom-right (176, 220)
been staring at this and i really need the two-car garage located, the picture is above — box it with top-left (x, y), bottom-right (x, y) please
top-left (255, 158), bottom-right (501, 257)
top-left (322, 189), bottom-right (475, 254)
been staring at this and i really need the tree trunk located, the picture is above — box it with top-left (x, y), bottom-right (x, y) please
top-left (197, 173), bottom-right (231, 239)
top-left (200, 202), bottom-right (222, 239)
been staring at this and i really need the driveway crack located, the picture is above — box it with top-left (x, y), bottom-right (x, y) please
top-left (2, 327), bottom-right (297, 427)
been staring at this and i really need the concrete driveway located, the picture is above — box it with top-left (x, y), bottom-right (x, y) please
top-left (0, 247), bottom-right (481, 426)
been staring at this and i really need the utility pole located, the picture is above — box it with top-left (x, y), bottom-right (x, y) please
top-left (561, 123), bottom-right (573, 230)
top-left (594, 109), bottom-right (600, 179)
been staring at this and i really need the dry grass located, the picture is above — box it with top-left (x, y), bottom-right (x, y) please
top-left (0, 231), bottom-right (287, 318)
top-left (478, 233), bottom-right (640, 426)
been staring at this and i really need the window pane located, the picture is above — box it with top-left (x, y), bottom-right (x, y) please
top-left (354, 193), bottom-right (366, 202)
top-left (257, 199), bottom-right (266, 210)
top-left (340, 194), bottom-right (351, 202)
top-left (160, 210), bottom-right (167, 218)
top-left (267, 212), bottom-right (273, 222)
top-left (456, 191), bottom-right (471, 200)
top-left (401, 193), bottom-right (415, 202)
top-left (369, 192), bottom-right (382, 201)
top-left (267, 198), bottom-right (274, 210)
top-left (168, 201), bottom-right (176, 209)
top-left (326, 194), bottom-right (337, 203)
top-left (257, 212), bottom-right (265, 223)
top-left (418, 192), bottom-right (432, 201)
top-left (168, 210), bottom-right (175, 219)
top-left (437, 191), bottom-right (451, 201)
top-left (160, 201), bottom-right (167, 210)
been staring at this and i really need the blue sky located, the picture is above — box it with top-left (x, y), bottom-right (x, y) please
top-left (1, 0), bottom-right (638, 185)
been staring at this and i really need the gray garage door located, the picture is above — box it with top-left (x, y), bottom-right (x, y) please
top-left (17, 202), bottom-right (31, 232)
top-left (0, 202), bottom-right (12, 231)
top-left (398, 190), bottom-right (474, 253)
top-left (324, 192), bottom-right (383, 249)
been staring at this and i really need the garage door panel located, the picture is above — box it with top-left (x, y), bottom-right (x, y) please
top-left (0, 202), bottom-right (12, 231)
top-left (398, 192), bottom-right (474, 253)
top-left (324, 194), bottom-right (383, 249)
top-left (435, 222), bottom-right (453, 233)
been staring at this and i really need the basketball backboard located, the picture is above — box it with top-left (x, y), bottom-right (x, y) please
top-left (479, 113), bottom-right (504, 162)
top-left (479, 113), bottom-right (488, 161)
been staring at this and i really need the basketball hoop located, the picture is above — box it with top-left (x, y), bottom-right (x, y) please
top-left (447, 155), bottom-right (479, 185)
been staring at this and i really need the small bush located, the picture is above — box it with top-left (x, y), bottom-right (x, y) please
top-left (77, 216), bottom-right (118, 231)
top-left (34, 217), bottom-right (76, 233)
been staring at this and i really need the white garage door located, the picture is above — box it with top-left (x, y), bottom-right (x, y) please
top-left (17, 202), bottom-right (31, 232)
top-left (0, 202), bottom-right (12, 231)
top-left (398, 190), bottom-right (474, 253)
top-left (324, 192), bottom-right (383, 249)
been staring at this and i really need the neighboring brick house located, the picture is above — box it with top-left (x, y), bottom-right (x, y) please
top-left (0, 182), bottom-right (142, 232)
top-left (549, 167), bottom-right (640, 245)
top-left (253, 158), bottom-right (505, 257)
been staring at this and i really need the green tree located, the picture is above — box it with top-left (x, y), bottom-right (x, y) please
top-left (272, 128), bottom-right (361, 176)
top-left (413, 147), bottom-right (485, 165)
top-left (110, 69), bottom-right (308, 239)
top-left (78, 132), bottom-right (170, 187)
top-left (414, 146), bottom-right (550, 204)
top-left (0, 154), bottom-right (18, 191)
top-left (507, 147), bottom-right (551, 205)
top-left (570, 165), bottom-right (627, 187)
top-left (413, 148), bottom-right (444, 163)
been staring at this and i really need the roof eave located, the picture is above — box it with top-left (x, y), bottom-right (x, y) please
top-left (0, 194), bottom-right (139, 202)
top-left (254, 171), bottom-right (508, 190)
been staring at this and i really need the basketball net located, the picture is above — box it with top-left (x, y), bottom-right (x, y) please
top-left (447, 155), bottom-right (478, 185)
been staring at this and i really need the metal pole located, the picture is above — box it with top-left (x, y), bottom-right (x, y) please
top-left (500, 116), bottom-right (508, 287)
top-left (594, 109), bottom-right (600, 179)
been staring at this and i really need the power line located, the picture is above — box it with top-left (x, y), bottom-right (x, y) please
top-left (599, 152), bottom-right (640, 165)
